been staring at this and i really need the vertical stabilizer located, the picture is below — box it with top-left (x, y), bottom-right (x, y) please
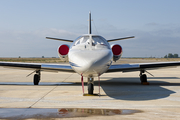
top-left (89, 12), bottom-right (92, 34)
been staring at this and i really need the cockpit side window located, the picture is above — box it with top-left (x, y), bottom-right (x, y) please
top-left (74, 39), bottom-right (80, 46)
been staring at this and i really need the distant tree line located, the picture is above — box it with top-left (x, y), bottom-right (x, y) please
top-left (164, 53), bottom-right (179, 58)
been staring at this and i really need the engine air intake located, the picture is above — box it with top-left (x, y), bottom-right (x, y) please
top-left (58, 45), bottom-right (69, 55)
top-left (112, 44), bottom-right (122, 55)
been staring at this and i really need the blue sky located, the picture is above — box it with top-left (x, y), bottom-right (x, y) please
top-left (0, 0), bottom-right (180, 57)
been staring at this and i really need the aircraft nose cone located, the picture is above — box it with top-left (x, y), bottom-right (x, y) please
top-left (69, 49), bottom-right (113, 77)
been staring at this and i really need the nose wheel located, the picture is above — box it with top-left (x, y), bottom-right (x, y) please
top-left (81, 77), bottom-right (100, 96)
top-left (88, 83), bottom-right (94, 94)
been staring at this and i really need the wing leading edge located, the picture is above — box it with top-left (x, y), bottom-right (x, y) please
top-left (0, 62), bottom-right (74, 72)
top-left (107, 61), bottom-right (180, 73)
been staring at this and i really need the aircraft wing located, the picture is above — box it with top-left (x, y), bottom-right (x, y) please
top-left (0, 62), bottom-right (74, 72)
top-left (107, 61), bottom-right (180, 73)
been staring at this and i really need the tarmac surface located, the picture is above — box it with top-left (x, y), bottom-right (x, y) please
top-left (0, 59), bottom-right (180, 119)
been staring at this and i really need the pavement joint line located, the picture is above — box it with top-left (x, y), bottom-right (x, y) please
top-left (61, 73), bottom-right (74, 83)
top-left (28, 73), bottom-right (74, 108)
top-left (28, 86), bottom-right (58, 108)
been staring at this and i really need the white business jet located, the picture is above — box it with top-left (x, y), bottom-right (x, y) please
top-left (1, 12), bottom-right (180, 95)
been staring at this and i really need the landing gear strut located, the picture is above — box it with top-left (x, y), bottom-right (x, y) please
top-left (34, 70), bottom-right (40, 85)
top-left (88, 78), bottom-right (94, 94)
top-left (140, 70), bottom-right (149, 85)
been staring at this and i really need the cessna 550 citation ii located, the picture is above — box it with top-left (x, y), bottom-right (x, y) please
top-left (1, 12), bottom-right (180, 95)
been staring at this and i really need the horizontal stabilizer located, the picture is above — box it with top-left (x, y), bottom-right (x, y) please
top-left (46, 37), bottom-right (74, 42)
top-left (107, 36), bottom-right (135, 42)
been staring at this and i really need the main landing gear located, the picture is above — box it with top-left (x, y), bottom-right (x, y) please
top-left (33, 70), bottom-right (41, 85)
top-left (140, 70), bottom-right (149, 85)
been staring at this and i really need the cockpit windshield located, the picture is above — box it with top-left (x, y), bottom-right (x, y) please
top-left (73, 36), bottom-right (90, 46)
top-left (92, 36), bottom-right (108, 45)
top-left (73, 35), bottom-right (109, 48)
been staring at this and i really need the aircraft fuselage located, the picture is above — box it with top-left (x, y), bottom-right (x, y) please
top-left (69, 34), bottom-right (113, 77)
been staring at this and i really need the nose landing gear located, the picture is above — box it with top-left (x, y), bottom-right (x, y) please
top-left (81, 77), bottom-right (100, 96)
top-left (87, 78), bottom-right (94, 94)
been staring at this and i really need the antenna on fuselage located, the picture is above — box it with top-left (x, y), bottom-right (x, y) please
top-left (89, 11), bottom-right (92, 34)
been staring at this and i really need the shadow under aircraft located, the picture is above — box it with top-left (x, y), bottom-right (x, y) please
top-left (1, 77), bottom-right (179, 101)
top-left (97, 77), bottom-right (180, 101)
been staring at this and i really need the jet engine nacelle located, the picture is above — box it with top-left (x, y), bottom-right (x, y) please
top-left (111, 44), bottom-right (123, 62)
top-left (58, 44), bottom-right (69, 61)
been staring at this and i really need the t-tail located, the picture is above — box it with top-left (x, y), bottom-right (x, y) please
top-left (46, 12), bottom-right (135, 42)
